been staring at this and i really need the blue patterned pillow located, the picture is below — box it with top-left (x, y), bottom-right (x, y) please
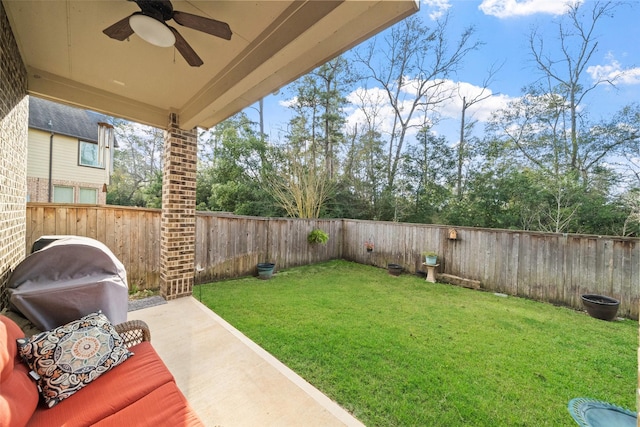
top-left (17, 311), bottom-right (133, 408)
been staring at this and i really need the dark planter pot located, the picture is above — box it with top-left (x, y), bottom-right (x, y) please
top-left (387, 263), bottom-right (402, 276)
top-left (257, 263), bottom-right (275, 280)
top-left (581, 294), bottom-right (620, 321)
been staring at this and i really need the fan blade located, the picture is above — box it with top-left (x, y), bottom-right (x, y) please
top-left (103, 15), bottom-right (135, 41)
top-left (169, 27), bottom-right (203, 67)
top-left (173, 11), bottom-right (232, 40)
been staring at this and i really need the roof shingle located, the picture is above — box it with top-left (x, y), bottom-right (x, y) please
top-left (29, 97), bottom-right (111, 143)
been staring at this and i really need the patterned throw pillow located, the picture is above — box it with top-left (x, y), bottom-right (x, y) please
top-left (16, 311), bottom-right (133, 408)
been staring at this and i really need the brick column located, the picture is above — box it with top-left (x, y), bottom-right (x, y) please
top-left (0, 1), bottom-right (28, 311)
top-left (160, 113), bottom-right (197, 300)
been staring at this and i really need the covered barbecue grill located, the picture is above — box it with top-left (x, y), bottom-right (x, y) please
top-left (7, 236), bottom-right (128, 331)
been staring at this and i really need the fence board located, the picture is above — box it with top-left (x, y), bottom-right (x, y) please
top-left (104, 208), bottom-right (115, 254)
top-left (506, 233), bottom-right (519, 295)
top-left (549, 237), bottom-right (561, 301)
top-left (55, 207), bottom-right (67, 235)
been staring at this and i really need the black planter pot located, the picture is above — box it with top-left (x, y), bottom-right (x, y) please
top-left (387, 263), bottom-right (402, 276)
top-left (257, 263), bottom-right (275, 280)
top-left (581, 294), bottom-right (620, 321)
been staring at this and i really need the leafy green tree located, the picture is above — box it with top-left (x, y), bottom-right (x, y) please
top-left (197, 113), bottom-right (280, 216)
top-left (443, 166), bottom-right (525, 229)
top-left (324, 181), bottom-right (371, 219)
top-left (403, 127), bottom-right (455, 224)
top-left (141, 170), bottom-right (162, 209)
top-left (341, 127), bottom-right (388, 219)
top-left (106, 119), bottom-right (163, 207)
top-left (286, 57), bottom-right (349, 179)
top-left (106, 167), bottom-right (146, 207)
top-left (271, 57), bottom-right (351, 218)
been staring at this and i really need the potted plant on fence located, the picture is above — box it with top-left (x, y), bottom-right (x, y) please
top-left (364, 240), bottom-right (374, 252)
top-left (422, 251), bottom-right (438, 265)
top-left (307, 229), bottom-right (329, 245)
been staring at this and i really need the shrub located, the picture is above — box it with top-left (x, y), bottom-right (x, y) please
top-left (307, 229), bottom-right (329, 245)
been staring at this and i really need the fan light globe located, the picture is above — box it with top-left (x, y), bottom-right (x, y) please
top-left (129, 14), bottom-right (175, 47)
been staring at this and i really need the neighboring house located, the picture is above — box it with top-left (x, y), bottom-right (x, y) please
top-left (27, 97), bottom-right (115, 204)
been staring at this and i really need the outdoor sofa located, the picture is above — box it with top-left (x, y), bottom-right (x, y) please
top-left (1, 312), bottom-right (204, 427)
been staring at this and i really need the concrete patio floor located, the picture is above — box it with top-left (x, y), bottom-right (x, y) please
top-left (130, 296), bottom-right (364, 427)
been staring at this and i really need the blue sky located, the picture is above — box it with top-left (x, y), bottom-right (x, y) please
top-left (245, 0), bottom-right (640, 145)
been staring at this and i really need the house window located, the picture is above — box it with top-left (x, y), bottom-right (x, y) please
top-left (79, 188), bottom-right (97, 204)
top-left (79, 140), bottom-right (102, 168)
top-left (53, 186), bottom-right (74, 203)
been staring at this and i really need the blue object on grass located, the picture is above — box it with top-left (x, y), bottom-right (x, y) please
top-left (568, 398), bottom-right (637, 427)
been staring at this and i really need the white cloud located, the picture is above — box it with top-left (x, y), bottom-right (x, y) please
top-left (279, 96), bottom-right (297, 108)
top-left (587, 55), bottom-right (640, 85)
top-left (344, 87), bottom-right (408, 137)
top-left (422, 0), bottom-right (452, 20)
top-left (343, 80), bottom-right (518, 142)
top-left (478, 0), bottom-right (578, 18)
top-left (437, 81), bottom-right (514, 123)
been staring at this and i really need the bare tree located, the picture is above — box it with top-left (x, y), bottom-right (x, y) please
top-left (353, 14), bottom-right (480, 191)
top-left (455, 63), bottom-right (501, 199)
top-left (529, 1), bottom-right (620, 173)
top-left (266, 143), bottom-right (334, 218)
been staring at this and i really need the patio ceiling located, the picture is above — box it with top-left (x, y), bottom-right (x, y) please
top-left (3, 0), bottom-right (418, 130)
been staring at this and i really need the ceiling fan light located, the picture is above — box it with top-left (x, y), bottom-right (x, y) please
top-left (129, 14), bottom-right (175, 47)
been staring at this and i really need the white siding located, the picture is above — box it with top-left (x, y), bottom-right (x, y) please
top-left (26, 130), bottom-right (50, 178)
top-left (27, 129), bottom-right (111, 186)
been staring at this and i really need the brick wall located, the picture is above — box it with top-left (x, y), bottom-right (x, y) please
top-left (27, 177), bottom-right (107, 204)
top-left (160, 113), bottom-right (197, 299)
top-left (0, 1), bottom-right (28, 310)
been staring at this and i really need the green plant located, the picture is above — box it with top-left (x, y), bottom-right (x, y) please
top-left (129, 283), bottom-right (140, 295)
top-left (421, 251), bottom-right (437, 257)
top-left (307, 228), bottom-right (329, 245)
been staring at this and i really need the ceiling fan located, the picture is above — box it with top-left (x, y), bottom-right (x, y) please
top-left (103, 0), bottom-right (232, 67)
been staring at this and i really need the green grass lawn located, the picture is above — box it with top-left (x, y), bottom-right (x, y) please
top-left (198, 260), bottom-right (637, 427)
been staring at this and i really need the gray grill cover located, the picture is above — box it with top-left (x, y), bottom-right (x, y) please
top-left (8, 236), bottom-right (128, 331)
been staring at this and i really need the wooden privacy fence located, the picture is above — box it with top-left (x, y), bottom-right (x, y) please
top-left (24, 204), bottom-right (343, 289)
top-left (26, 203), bottom-right (162, 290)
top-left (194, 212), bottom-right (342, 283)
top-left (25, 204), bottom-right (640, 319)
top-left (342, 219), bottom-right (639, 319)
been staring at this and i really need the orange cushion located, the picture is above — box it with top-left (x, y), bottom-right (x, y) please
top-left (27, 341), bottom-right (175, 427)
top-left (0, 362), bottom-right (40, 427)
top-left (0, 316), bottom-right (39, 427)
top-left (92, 382), bottom-right (204, 427)
top-left (1, 315), bottom-right (24, 380)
